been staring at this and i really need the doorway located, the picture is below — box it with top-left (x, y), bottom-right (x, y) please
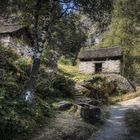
top-left (95, 63), bottom-right (102, 73)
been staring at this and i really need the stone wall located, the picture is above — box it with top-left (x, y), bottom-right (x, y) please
top-left (102, 60), bottom-right (121, 74)
top-left (0, 35), bottom-right (33, 57)
top-left (79, 61), bottom-right (95, 74)
top-left (79, 59), bottom-right (121, 74)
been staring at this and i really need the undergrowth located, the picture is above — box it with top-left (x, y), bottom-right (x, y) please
top-left (0, 46), bottom-right (76, 140)
top-left (109, 87), bottom-right (140, 104)
top-left (125, 109), bottom-right (140, 136)
top-left (0, 46), bottom-right (52, 140)
top-left (58, 64), bottom-right (92, 84)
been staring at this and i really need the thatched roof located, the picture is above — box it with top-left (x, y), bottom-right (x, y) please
top-left (0, 24), bottom-right (26, 34)
top-left (79, 46), bottom-right (122, 60)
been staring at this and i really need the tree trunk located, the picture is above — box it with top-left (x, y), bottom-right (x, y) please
top-left (72, 52), bottom-right (78, 66)
top-left (24, 19), bottom-right (49, 103)
top-left (24, 57), bottom-right (40, 103)
top-left (23, 0), bottom-right (69, 103)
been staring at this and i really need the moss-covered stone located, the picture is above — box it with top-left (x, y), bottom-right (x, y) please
top-left (81, 74), bottom-right (135, 102)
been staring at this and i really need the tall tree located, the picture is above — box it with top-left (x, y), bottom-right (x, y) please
top-left (4, 0), bottom-right (113, 103)
top-left (48, 12), bottom-right (87, 66)
top-left (94, 0), bottom-right (140, 81)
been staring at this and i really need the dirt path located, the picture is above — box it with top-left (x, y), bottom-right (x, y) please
top-left (89, 97), bottom-right (140, 140)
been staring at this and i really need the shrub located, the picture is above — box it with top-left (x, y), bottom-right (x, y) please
top-left (0, 88), bottom-right (50, 140)
top-left (81, 75), bottom-right (133, 103)
top-left (15, 57), bottom-right (32, 76)
top-left (0, 46), bottom-right (20, 62)
top-left (41, 48), bottom-right (58, 69)
top-left (82, 76), bottom-right (117, 100)
top-left (125, 109), bottom-right (140, 136)
top-left (59, 56), bottom-right (72, 65)
top-left (2, 75), bottom-right (19, 96)
top-left (0, 45), bottom-right (50, 140)
top-left (36, 72), bottom-right (75, 98)
top-left (52, 74), bottom-right (75, 97)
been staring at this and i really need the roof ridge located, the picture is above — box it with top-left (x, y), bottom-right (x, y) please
top-left (86, 46), bottom-right (121, 51)
top-left (79, 45), bottom-right (122, 60)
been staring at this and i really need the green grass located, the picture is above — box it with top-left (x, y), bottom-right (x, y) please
top-left (58, 64), bottom-right (92, 84)
top-left (109, 87), bottom-right (140, 104)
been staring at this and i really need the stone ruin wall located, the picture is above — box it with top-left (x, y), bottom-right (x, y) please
top-left (102, 60), bottom-right (121, 74)
top-left (79, 60), bottom-right (121, 74)
top-left (0, 35), bottom-right (33, 57)
top-left (79, 61), bottom-right (95, 74)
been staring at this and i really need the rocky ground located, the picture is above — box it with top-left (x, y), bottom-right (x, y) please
top-left (32, 96), bottom-right (140, 140)
top-left (32, 74), bottom-right (140, 140)
top-left (89, 97), bottom-right (140, 140)
top-left (32, 110), bottom-right (100, 140)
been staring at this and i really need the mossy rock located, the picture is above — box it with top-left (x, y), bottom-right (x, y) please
top-left (82, 74), bottom-right (135, 100)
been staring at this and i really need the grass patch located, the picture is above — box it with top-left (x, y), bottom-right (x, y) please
top-left (58, 64), bottom-right (92, 84)
top-left (125, 109), bottom-right (140, 136)
top-left (109, 87), bottom-right (140, 104)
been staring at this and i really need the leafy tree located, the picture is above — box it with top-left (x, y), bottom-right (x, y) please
top-left (48, 12), bottom-right (87, 65)
top-left (2, 0), bottom-right (113, 103)
top-left (0, 0), bottom-right (9, 16)
top-left (94, 0), bottom-right (140, 82)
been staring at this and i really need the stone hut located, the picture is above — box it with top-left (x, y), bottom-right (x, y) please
top-left (0, 17), bottom-right (33, 56)
top-left (78, 46), bottom-right (124, 74)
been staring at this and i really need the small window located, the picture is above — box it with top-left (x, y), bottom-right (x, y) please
top-left (95, 63), bottom-right (102, 73)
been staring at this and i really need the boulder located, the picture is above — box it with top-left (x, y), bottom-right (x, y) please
top-left (108, 74), bottom-right (136, 92)
top-left (82, 74), bottom-right (136, 99)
